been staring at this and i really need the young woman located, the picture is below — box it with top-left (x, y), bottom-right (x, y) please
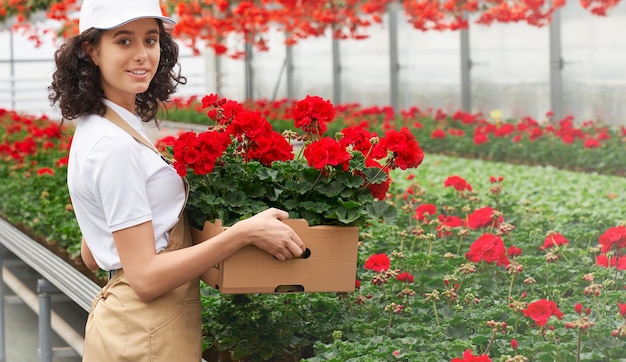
top-left (48, 0), bottom-right (305, 360)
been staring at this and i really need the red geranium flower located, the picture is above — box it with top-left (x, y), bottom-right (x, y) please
top-left (437, 215), bottom-right (463, 237)
top-left (598, 226), bottom-right (626, 253)
top-left (595, 254), bottom-right (626, 270)
top-left (292, 95), bottom-right (335, 136)
top-left (155, 135), bottom-right (177, 152)
top-left (56, 155), bottom-right (69, 167)
top-left (374, 128), bottom-right (424, 170)
top-left (414, 204), bottom-right (437, 222)
top-left (507, 245), bottom-right (522, 257)
top-left (37, 167), bottom-right (54, 176)
top-left (539, 231), bottom-right (569, 251)
top-left (364, 253), bottom-right (391, 272)
top-left (339, 123), bottom-right (377, 156)
top-left (246, 131), bottom-right (294, 166)
top-left (396, 271), bottom-right (415, 283)
top-left (451, 349), bottom-right (492, 362)
top-left (466, 206), bottom-right (502, 229)
top-left (303, 137), bottom-right (351, 170)
top-left (583, 138), bottom-right (600, 148)
top-left (172, 130), bottom-right (231, 177)
top-left (226, 110), bottom-right (272, 141)
top-left (431, 129), bottom-right (446, 139)
top-left (444, 175), bottom-right (472, 192)
top-left (522, 299), bottom-right (564, 326)
top-left (473, 129), bottom-right (489, 145)
top-left (465, 233), bottom-right (510, 266)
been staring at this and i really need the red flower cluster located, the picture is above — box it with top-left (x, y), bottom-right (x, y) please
top-left (414, 203), bottom-right (437, 222)
top-left (437, 215), bottom-right (464, 236)
top-left (465, 233), bottom-right (510, 267)
top-left (596, 254), bottom-right (626, 270)
top-left (0, 110), bottom-right (70, 168)
top-left (466, 206), bottom-right (502, 229)
top-left (507, 245), bottom-right (522, 257)
top-left (598, 226), bottom-right (626, 253)
top-left (364, 253), bottom-right (391, 272)
top-left (303, 137), bottom-right (351, 170)
top-left (450, 349), bottom-right (492, 362)
top-left (396, 271), bottom-right (414, 283)
top-left (172, 130), bottom-right (233, 177)
top-left (292, 95), bottom-right (336, 136)
top-left (173, 94), bottom-right (425, 203)
top-left (595, 226), bottom-right (626, 271)
top-left (14, 0), bottom-right (617, 57)
top-left (522, 299), bottom-right (564, 327)
top-left (538, 231), bottom-right (569, 251)
top-left (376, 128), bottom-right (425, 170)
top-left (444, 175), bottom-right (473, 192)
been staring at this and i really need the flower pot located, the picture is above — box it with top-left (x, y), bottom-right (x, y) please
top-left (191, 219), bottom-right (359, 294)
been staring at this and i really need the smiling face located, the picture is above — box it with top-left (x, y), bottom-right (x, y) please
top-left (87, 18), bottom-right (161, 112)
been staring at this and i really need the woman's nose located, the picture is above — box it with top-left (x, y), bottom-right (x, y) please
top-left (134, 45), bottom-right (148, 61)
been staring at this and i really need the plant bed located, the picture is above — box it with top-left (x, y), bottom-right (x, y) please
top-left (5, 105), bottom-right (626, 360)
top-left (163, 96), bottom-right (626, 178)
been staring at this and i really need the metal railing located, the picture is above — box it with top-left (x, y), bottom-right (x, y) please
top-left (0, 217), bottom-right (99, 361)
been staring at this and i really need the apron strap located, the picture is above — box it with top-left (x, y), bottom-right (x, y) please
top-left (103, 106), bottom-right (191, 251)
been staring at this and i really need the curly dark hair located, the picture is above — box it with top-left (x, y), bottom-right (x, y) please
top-left (48, 20), bottom-right (186, 124)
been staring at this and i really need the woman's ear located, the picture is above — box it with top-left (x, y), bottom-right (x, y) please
top-left (82, 42), bottom-right (99, 66)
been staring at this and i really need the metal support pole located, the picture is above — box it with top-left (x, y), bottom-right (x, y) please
top-left (0, 247), bottom-right (5, 362)
top-left (286, 44), bottom-right (294, 100)
top-left (205, 50), bottom-right (219, 96)
top-left (331, 36), bottom-right (341, 105)
top-left (37, 279), bottom-right (56, 362)
top-left (460, 18), bottom-right (472, 113)
top-left (215, 55), bottom-right (221, 95)
top-left (244, 42), bottom-right (254, 101)
top-left (549, 6), bottom-right (563, 121)
top-left (388, 1), bottom-right (400, 113)
top-left (9, 29), bottom-right (16, 110)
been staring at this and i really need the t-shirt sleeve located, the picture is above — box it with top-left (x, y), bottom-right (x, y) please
top-left (86, 134), bottom-right (153, 232)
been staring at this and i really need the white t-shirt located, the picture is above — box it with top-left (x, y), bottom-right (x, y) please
top-left (67, 99), bottom-right (185, 270)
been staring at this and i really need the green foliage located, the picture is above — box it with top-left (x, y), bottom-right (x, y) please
top-left (185, 147), bottom-right (396, 229)
top-left (5, 107), bottom-right (626, 361)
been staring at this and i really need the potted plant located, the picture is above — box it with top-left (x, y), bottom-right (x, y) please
top-left (167, 94), bottom-right (425, 293)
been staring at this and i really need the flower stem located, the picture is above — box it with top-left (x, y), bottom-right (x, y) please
top-left (360, 159), bottom-right (392, 190)
top-left (615, 249), bottom-right (621, 290)
top-left (508, 273), bottom-right (516, 299)
top-left (576, 329), bottom-right (581, 362)
top-left (431, 301), bottom-right (440, 327)
top-left (484, 331), bottom-right (496, 355)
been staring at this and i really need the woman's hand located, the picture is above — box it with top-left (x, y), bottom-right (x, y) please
top-left (233, 208), bottom-right (306, 260)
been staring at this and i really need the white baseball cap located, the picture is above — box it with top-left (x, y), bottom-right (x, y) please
top-left (79, 0), bottom-right (176, 34)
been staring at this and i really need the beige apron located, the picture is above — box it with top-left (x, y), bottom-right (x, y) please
top-left (83, 213), bottom-right (202, 362)
top-left (82, 109), bottom-right (202, 361)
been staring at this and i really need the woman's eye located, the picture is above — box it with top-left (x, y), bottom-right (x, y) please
top-left (146, 38), bottom-right (158, 45)
top-left (118, 39), bottom-right (131, 45)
